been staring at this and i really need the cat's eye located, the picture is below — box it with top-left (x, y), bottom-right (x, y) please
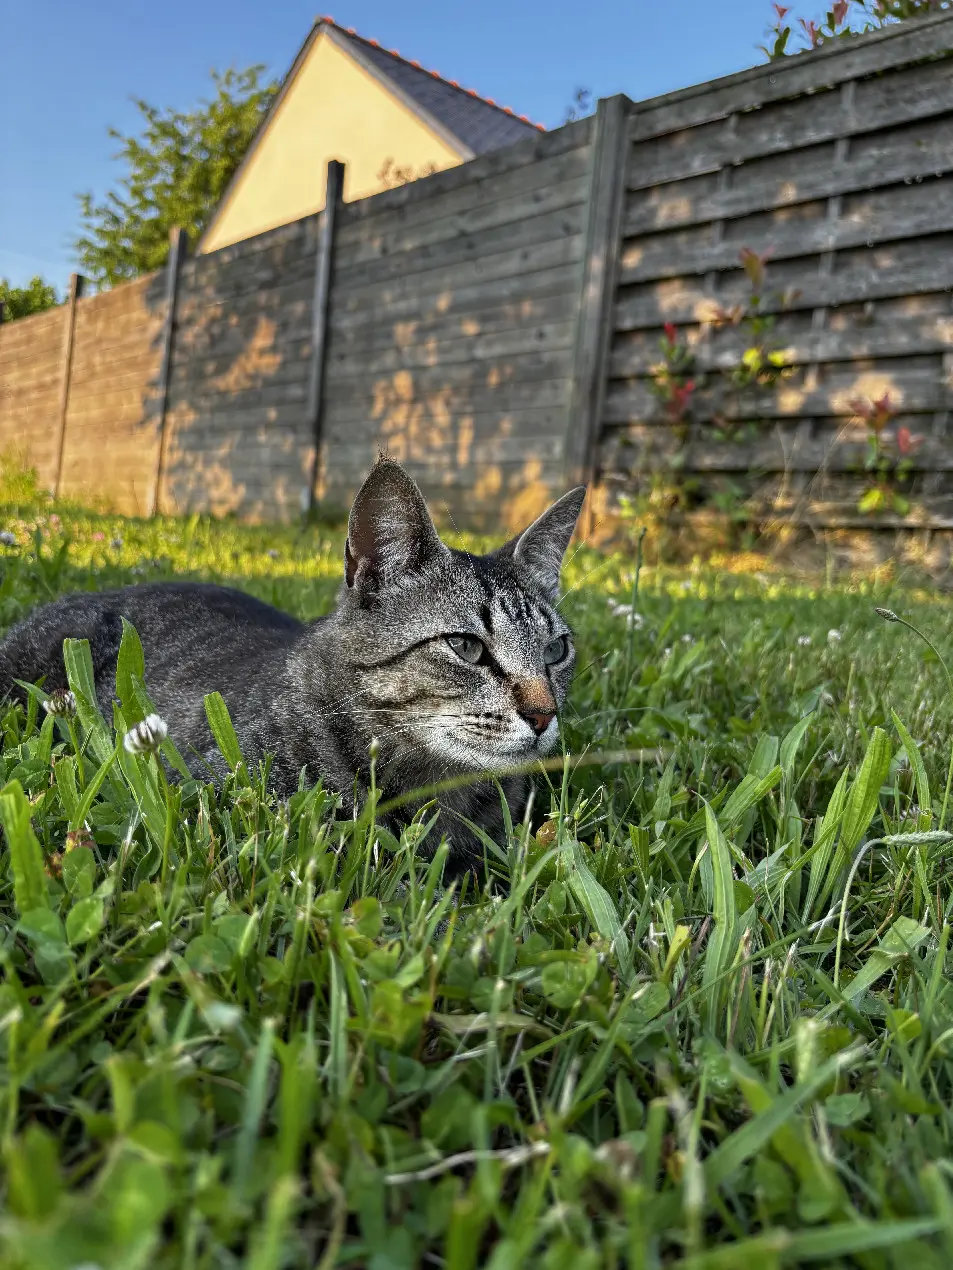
top-left (543, 635), bottom-right (569, 665)
top-left (445, 634), bottom-right (484, 664)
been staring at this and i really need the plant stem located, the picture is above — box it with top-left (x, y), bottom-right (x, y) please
top-left (67, 719), bottom-right (86, 790)
top-left (155, 758), bottom-right (175, 886)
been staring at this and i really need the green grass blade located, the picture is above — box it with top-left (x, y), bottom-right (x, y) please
top-left (568, 841), bottom-right (630, 964)
top-left (0, 778), bottom-right (50, 914)
top-left (204, 691), bottom-right (244, 774)
top-left (701, 804), bottom-right (739, 1023)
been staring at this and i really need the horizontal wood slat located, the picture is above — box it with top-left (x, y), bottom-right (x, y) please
top-left (625, 125), bottom-right (953, 235)
top-left (618, 178), bottom-right (953, 284)
top-left (626, 13), bottom-right (953, 144)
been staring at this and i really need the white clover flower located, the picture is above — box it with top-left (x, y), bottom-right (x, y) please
top-left (827, 629), bottom-right (842, 643)
top-left (0, 531), bottom-right (16, 547)
top-left (123, 713), bottom-right (169, 755)
top-left (44, 689), bottom-right (77, 718)
top-left (607, 600), bottom-right (644, 630)
top-left (681, 633), bottom-right (693, 644)
top-left (797, 635), bottom-right (812, 647)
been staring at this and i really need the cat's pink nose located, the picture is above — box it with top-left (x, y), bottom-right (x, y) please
top-left (520, 708), bottom-right (556, 735)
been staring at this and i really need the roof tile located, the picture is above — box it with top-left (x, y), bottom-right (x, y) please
top-left (323, 19), bottom-right (544, 154)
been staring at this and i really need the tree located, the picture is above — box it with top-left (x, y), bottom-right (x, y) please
top-left (563, 87), bottom-right (593, 124)
top-left (763, 0), bottom-right (949, 58)
top-left (76, 66), bottom-right (278, 288)
top-left (0, 276), bottom-right (59, 322)
top-left (375, 157), bottom-right (439, 191)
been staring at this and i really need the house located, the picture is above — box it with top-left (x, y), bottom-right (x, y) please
top-left (197, 16), bottom-right (544, 255)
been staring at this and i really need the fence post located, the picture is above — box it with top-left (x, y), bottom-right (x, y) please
top-left (52, 272), bottom-right (86, 498)
top-left (151, 226), bottom-right (189, 517)
top-left (305, 159), bottom-right (345, 513)
top-left (565, 95), bottom-right (631, 513)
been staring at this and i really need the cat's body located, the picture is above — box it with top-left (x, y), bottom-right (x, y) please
top-left (0, 461), bottom-right (585, 869)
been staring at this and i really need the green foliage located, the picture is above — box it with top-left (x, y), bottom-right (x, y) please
top-left (375, 157), bottom-right (439, 191)
top-left (0, 452), bottom-right (46, 507)
top-left (762, 0), bottom-right (950, 60)
top-left (3, 495), bottom-right (953, 1262)
top-left (76, 66), bottom-right (278, 287)
top-left (0, 276), bottom-right (59, 322)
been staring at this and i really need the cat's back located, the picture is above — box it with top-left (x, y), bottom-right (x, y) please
top-left (0, 581), bottom-right (305, 700)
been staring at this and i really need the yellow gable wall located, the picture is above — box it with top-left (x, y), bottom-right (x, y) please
top-left (200, 34), bottom-right (465, 254)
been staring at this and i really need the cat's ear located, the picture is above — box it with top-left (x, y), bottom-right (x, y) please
top-left (503, 486), bottom-right (586, 600)
top-left (345, 459), bottom-right (446, 591)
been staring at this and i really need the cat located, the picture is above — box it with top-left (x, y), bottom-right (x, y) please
top-left (0, 459), bottom-right (585, 871)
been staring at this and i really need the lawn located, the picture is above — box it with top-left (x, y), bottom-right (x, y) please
top-left (3, 491), bottom-right (953, 1268)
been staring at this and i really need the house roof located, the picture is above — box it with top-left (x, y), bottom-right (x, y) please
top-left (321, 18), bottom-right (545, 155)
top-left (197, 17), bottom-right (545, 252)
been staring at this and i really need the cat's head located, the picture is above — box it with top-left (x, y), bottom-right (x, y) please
top-left (334, 458), bottom-right (586, 775)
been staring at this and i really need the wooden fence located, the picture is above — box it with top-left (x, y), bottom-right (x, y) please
top-left (600, 12), bottom-right (953, 534)
top-left (2, 13), bottom-right (953, 538)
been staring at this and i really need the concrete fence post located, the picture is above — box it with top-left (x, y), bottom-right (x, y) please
top-left (52, 271), bottom-right (86, 498)
top-left (305, 159), bottom-right (345, 513)
top-left (565, 95), bottom-right (632, 524)
top-left (151, 226), bottom-right (189, 517)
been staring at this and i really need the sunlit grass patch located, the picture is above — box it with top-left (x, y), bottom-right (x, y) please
top-left (2, 495), bottom-right (953, 1265)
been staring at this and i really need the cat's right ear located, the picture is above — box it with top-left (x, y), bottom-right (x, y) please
top-left (345, 459), bottom-right (446, 591)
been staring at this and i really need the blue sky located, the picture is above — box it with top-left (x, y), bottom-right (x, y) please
top-left (2, 0), bottom-right (777, 291)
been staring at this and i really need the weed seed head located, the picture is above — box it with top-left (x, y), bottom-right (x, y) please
top-left (44, 689), bottom-right (77, 718)
top-left (124, 713), bottom-right (169, 755)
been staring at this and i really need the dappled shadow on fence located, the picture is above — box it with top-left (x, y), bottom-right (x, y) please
top-left (601, 32), bottom-right (953, 539)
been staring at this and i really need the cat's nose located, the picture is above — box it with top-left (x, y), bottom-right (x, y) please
top-left (520, 708), bottom-right (556, 735)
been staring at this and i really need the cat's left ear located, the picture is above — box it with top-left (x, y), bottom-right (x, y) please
top-left (502, 486), bottom-right (586, 600)
top-left (345, 459), bottom-right (447, 592)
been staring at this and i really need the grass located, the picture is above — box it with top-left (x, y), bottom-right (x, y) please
top-left (4, 493), bottom-right (953, 1267)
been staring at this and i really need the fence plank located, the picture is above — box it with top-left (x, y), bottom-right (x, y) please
top-left (604, 368), bottom-right (951, 425)
top-left (328, 263), bottom-right (580, 334)
top-left (327, 293), bottom-right (578, 359)
top-left (334, 204), bottom-right (587, 291)
top-left (627, 56), bottom-right (953, 190)
top-left (335, 158), bottom-right (591, 265)
top-left (614, 247), bottom-right (953, 330)
top-left (619, 177), bottom-right (953, 284)
top-left (600, 422), bottom-right (953, 473)
top-left (331, 237), bottom-right (585, 311)
top-left (625, 129), bottom-right (953, 235)
top-left (338, 119), bottom-right (593, 226)
top-left (610, 317), bottom-right (953, 376)
top-left (626, 13), bottom-right (953, 143)
top-left (322, 364), bottom-right (574, 412)
top-left (325, 319), bottom-right (577, 381)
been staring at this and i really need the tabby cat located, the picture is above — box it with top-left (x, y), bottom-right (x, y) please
top-left (0, 459), bottom-right (585, 869)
